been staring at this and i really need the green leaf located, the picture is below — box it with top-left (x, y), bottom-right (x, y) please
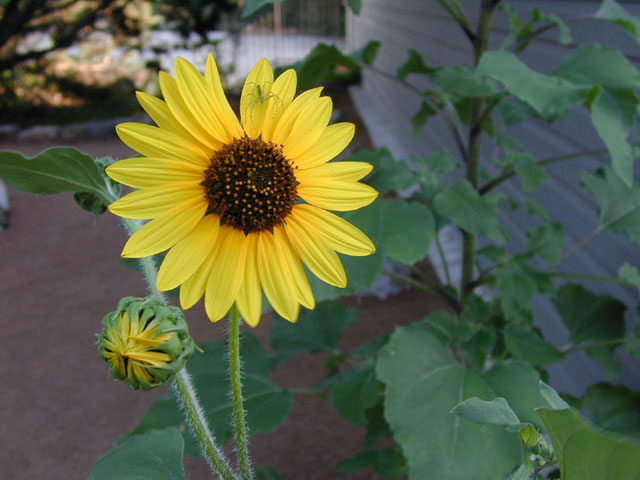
top-left (346, 0), bottom-right (361, 15)
top-left (376, 321), bottom-right (546, 479)
top-left (337, 445), bottom-right (407, 478)
top-left (504, 324), bottom-right (564, 365)
top-left (538, 407), bottom-right (640, 479)
top-left (531, 8), bottom-right (572, 45)
top-left (241, 0), bottom-right (284, 18)
top-left (256, 465), bottom-right (282, 480)
top-left (411, 100), bottom-right (437, 135)
top-left (349, 40), bottom-right (380, 65)
top-left (495, 266), bottom-right (537, 320)
top-left (476, 50), bottom-right (589, 118)
top-left (432, 66), bottom-right (500, 98)
top-left (451, 397), bottom-right (525, 432)
top-left (553, 284), bottom-right (626, 344)
top-left (290, 43), bottom-right (360, 90)
top-left (552, 43), bottom-right (640, 186)
top-left (538, 380), bottom-right (570, 410)
top-left (526, 222), bottom-right (565, 264)
top-left (270, 300), bottom-right (358, 362)
top-left (90, 428), bottom-right (185, 480)
top-left (434, 180), bottom-right (507, 243)
top-left (584, 383), bottom-right (640, 440)
top-left (331, 367), bottom-right (382, 425)
top-left (581, 168), bottom-right (640, 245)
top-left (427, 149), bottom-right (458, 174)
top-left (355, 148), bottom-right (416, 195)
top-left (0, 147), bottom-right (110, 200)
top-left (397, 49), bottom-right (437, 80)
top-left (618, 263), bottom-right (640, 295)
top-left (127, 336), bottom-right (293, 449)
top-left (594, 0), bottom-right (640, 44)
top-left (512, 152), bottom-right (547, 192)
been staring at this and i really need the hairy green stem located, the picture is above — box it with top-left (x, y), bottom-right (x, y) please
top-left (174, 370), bottom-right (238, 480)
top-left (228, 305), bottom-right (253, 480)
top-left (479, 149), bottom-right (607, 195)
top-left (119, 215), bottom-right (234, 480)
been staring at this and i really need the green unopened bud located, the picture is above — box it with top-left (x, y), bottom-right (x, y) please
top-left (518, 423), bottom-right (538, 448)
top-left (98, 296), bottom-right (195, 390)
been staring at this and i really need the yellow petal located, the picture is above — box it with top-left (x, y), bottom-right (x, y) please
top-left (257, 231), bottom-right (300, 322)
top-left (108, 183), bottom-right (203, 219)
top-left (135, 91), bottom-right (195, 142)
top-left (175, 57), bottom-right (231, 144)
top-left (116, 122), bottom-right (210, 167)
top-left (282, 97), bottom-right (333, 159)
top-left (273, 225), bottom-right (315, 310)
top-left (284, 215), bottom-right (346, 288)
top-left (292, 204), bottom-right (375, 256)
top-left (235, 232), bottom-right (262, 327)
top-left (179, 237), bottom-right (220, 309)
top-left (121, 198), bottom-right (207, 258)
top-left (106, 157), bottom-right (205, 189)
top-left (159, 71), bottom-right (222, 151)
top-left (261, 69), bottom-right (297, 142)
top-left (295, 161), bottom-right (373, 183)
top-left (270, 87), bottom-right (323, 145)
top-left (157, 214), bottom-right (219, 291)
top-left (204, 53), bottom-right (244, 139)
top-left (240, 58), bottom-right (274, 138)
top-left (205, 227), bottom-right (249, 322)
top-left (292, 123), bottom-right (355, 169)
top-left (297, 180), bottom-right (378, 211)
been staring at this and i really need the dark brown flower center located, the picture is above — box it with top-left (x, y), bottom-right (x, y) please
top-left (202, 137), bottom-right (298, 234)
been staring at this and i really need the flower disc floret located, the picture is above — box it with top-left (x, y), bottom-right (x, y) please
top-left (203, 137), bottom-right (297, 234)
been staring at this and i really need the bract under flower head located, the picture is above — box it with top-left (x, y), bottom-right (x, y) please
top-left (106, 54), bottom-right (378, 326)
top-left (98, 296), bottom-right (195, 390)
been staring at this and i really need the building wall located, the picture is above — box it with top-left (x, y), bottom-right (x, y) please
top-left (346, 0), bottom-right (640, 395)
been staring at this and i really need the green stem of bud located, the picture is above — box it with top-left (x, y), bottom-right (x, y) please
top-left (118, 215), bottom-right (235, 479)
top-left (228, 304), bottom-right (253, 479)
top-left (174, 369), bottom-right (238, 480)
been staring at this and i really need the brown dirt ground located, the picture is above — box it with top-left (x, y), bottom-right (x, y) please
top-left (0, 90), bottom-right (446, 479)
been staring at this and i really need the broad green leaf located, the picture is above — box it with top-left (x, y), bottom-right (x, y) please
top-left (496, 98), bottom-right (537, 126)
top-left (526, 222), bottom-right (565, 264)
top-left (0, 147), bottom-right (110, 201)
top-left (595, 0), bottom-right (640, 44)
top-left (423, 310), bottom-right (473, 347)
top-left (376, 321), bottom-right (546, 480)
top-left (553, 284), bottom-right (626, 344)
top-left (538, 407), bottom-right (640, 479)
top-left (427, 149), bottom-right (458, 174)
top-left (618, 263), bottom-right (640, 295)
top-left (504, 324), bottom-right (564, 365)
top-left (539, 381), bottom-right (570, 410)
top-left (531, 8), bottom-right (572, 45)
top-left (256, 465), bottom-right (283, 480)
top-left (451, 397), bottom-right (525, 432)
top-left (581, 168), bottom-right (640, 244)
top-left (463, 330), bottom-right (497, 369)
top-left (356, 148), bottom-right (416, 195)
top-left (346, 0), bottom-right (361, 15)
top-left (584, 383), bottom-right (640, 440)
top-left (495, 266), bottom-right (537, 320)
top-left (349, 40), bottom-right (380, 65)
top-left (476, 50), bottom-right (589, 118)
top-left (90, 428), bottom-right (185, 480)
top-left (411, 100), bottom-right (437, 135)
top-left (521, 197), bottom-right (550, 222)
top-left (270, 300), bottom-right (358, 361)
top-left (378, 199), bottom-right (435, 265)
top-left (432, 66), bottom-right (500, 98)
top-left (552, 43), bottom-right (640, 185)
top-left (331, 367), bottom-right (382, 425)
top-left (126, 336), bottom-right (293, 450)
top-left (397, 49), bottom-right (437, 80)
top-left (337, 445), bottom-right (407, 478)
top-left (512, 152), bottom-right (547, 192)
top-left (434, 181), bottom-right (507, 243)
top-left (241, 0), bottom-right (284, 17)
top-left (289, 43), bottom-right (360, 90)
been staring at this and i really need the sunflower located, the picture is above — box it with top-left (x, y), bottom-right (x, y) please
top-left (106, 54), bottom-right (377, 326)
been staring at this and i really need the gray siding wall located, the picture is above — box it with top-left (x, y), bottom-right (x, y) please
top-left (346, 0), bottom-right (640, 395)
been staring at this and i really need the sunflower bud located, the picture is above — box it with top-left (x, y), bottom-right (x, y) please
top-left (98, 296), bottom-right (195, 390)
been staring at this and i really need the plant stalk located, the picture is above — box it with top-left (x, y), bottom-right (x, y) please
top-left (228, 305), bottom-right (253, 480)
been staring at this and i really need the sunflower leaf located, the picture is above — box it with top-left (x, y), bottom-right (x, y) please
top-left (241, 0), bottom-right (284, 18)
top-left (89, 428), bottom-right (185, 480)
top-left (0, 147), bottom-right (111, 202)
